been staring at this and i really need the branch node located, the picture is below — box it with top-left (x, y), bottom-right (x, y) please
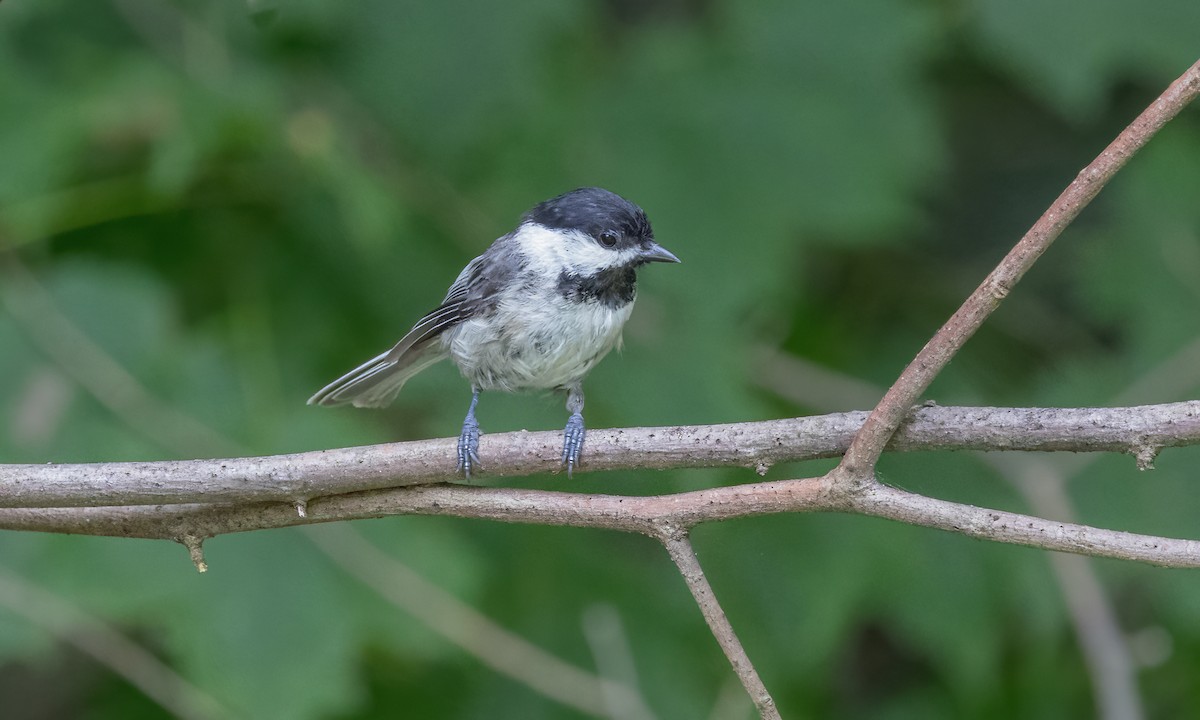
top-left (826, 465), bottom-right (878, 506)
top-left (649, 519), bottom-right (689, 543)
top-left (179, 534), bottom-right (208, 573)
top-left (294, 499), bottom-right (309, 518)
top-left (1132, 443), bottom-right (1159, 471)
top-left (834, 56), bottom-right (1200, 475)
top-left (754, 460), bottom-right (770, 477)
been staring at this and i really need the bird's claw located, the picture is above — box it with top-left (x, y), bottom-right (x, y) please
top-left (457, 417), bottom-right (481, 479)
top-left (562, 412), bottom-right (585, 478)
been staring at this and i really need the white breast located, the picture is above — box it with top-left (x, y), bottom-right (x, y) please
top-left (444, 287), bottom-right (634, 392)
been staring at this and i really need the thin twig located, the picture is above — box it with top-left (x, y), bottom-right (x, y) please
top-left (659, 532), bottom-right (779, 720)
top-left (838, 57), bottom-right (1200, 476)
top-left (0, 257), bottom-right (241, 458)
top-left (305, 525), bottom-right (655, 719)
top-left (581, 603), bottom-right (657, 720)
top-left (0, 567), bottom-right (229, 720)
top-left (1000, 459), bottom-right (1144, 720)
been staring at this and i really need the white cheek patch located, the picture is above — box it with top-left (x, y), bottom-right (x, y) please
top-left (514, 223), bottom-right (574, 275)
top-left (515, 223), bottom-right (635, 276)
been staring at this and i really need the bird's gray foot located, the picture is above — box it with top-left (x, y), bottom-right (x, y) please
top-left (457, 390), bottom-right (482, 478)
top-left (562, 411), bottom-right (585, 478)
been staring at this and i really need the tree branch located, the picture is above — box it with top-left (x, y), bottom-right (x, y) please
top-left (659, 532), bottom-right (779, 720)
top-left (2, 400), bottom-right (1196, 508)
top-left (838, 57), bottom-right (1200, 476)
top-left (3, 470), bottom-right (1200, 568)
top-left (849, 483), bottom-right (1200, 567)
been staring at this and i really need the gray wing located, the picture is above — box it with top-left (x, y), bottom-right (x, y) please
top-left (307, 244), bottom-right (514, 408)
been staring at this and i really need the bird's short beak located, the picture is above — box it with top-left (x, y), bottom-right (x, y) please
top-left (639, 241), bottom-right (681, 264)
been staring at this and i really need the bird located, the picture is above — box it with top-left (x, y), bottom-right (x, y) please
top-left (308, 187), bottom-right (679, 477)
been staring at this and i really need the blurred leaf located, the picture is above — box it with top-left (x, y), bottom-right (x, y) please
top-left (971, 0), bottom-right (1200, 119)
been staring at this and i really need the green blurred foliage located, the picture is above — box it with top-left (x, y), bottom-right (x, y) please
top-left (1, 0), bottom-right (1199, 717)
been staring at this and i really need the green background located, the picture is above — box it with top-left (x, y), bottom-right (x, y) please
top-left (2, 0), bottom-right (1200, 717)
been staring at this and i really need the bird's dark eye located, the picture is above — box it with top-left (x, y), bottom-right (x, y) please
top-left (599, 230), bottom-right (619, 248)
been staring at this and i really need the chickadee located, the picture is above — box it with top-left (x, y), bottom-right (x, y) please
top-left (309, 187), bottom-right (679, 477)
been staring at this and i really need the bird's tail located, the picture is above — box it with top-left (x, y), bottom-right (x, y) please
top-left (307, 346), bottom-right (447, 408)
